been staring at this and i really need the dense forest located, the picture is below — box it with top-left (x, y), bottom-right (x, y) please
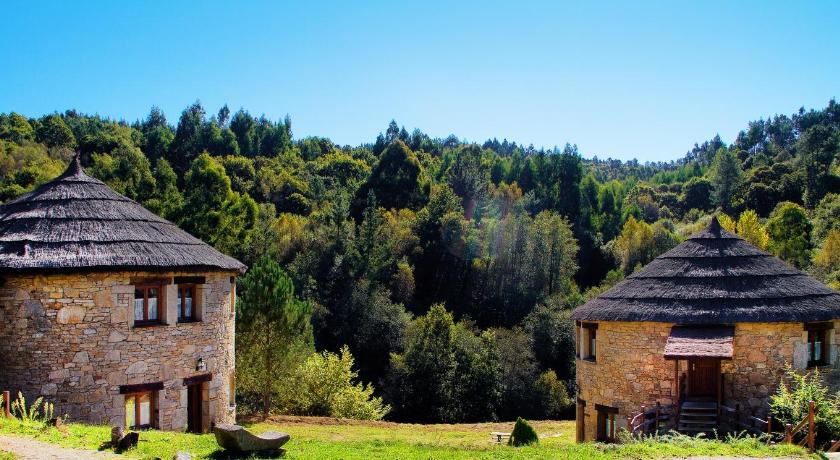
top-left (0, 99), bottom-right (838, 423)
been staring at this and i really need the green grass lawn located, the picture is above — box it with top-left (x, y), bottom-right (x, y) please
top-left (0, 451), bottom-right (15, 460)
top-left (0, 416), bottom-right (816, 459)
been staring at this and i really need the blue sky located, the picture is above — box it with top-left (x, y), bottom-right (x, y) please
top-left (2, 1), bottom-right (838, 162)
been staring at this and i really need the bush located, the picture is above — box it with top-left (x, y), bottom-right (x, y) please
top-left (508, 417), bottom-right (539, 446)
top-left (533, 370), bottom-right (572, 418)
top-left (288, 346), bottom-right (390, 420)
top-left (769, 365), bottom-right (840, 448)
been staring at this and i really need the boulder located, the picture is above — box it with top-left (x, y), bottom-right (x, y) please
top-left (111, 425), bottom-right (124, 445)
top-left (117, 431), bottom-right (139, 451)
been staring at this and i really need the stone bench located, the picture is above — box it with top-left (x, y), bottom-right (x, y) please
top-left (213, 424), bottom-right (290, 452)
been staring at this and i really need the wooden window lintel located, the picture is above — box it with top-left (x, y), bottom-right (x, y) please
top-left (594, 403), bottom-right (618, 414)
top-left (119, 381), bottom-right (164, 394)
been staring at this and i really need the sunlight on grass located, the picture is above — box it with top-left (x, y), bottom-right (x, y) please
top-left (0, 417), bottom-right (817, 459)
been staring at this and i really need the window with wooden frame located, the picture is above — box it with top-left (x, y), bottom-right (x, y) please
top-left (229, 372), bottom-right (236, 407)
top-left (582, 323), bottom-right (598, 361)
top-left (124, 391), bottom-right (156, 429)
top-left (595, 404), bottom-right (618, 443)
top-left (177, 284), bottom-right (197, 322)
top-left (134, 285), bottom-right (162, 325)
top-left (230, 276), bottom-right (236, 318)
top-left (806, 322), bottom-right (832, 368)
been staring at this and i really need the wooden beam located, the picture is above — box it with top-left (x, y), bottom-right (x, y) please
top-left (674, 359), bottom-right (679, 403)
top-left (119, 381), bottom-right (164, 394)
top-left (174, 276), bottom-right (206, 284)
top-left (183, 373), bottom-right (213, 386)
top-left (130, 276), bottom-right (172, 286)
top-left (804, 322), bottom-right (833, 331)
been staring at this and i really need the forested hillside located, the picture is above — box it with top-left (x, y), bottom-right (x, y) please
top-left (1, 100), bottom-right (838, 423)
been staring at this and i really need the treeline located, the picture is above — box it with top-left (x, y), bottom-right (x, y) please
top-left (0, 98), bottom-right (838, 422)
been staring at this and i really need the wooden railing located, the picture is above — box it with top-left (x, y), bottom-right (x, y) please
top-left (782, 401), bottom-right (816, 453)
top-left (719, 404), bottom-right (774, 439)
top-left (627, 402), bottom-right (674, 437)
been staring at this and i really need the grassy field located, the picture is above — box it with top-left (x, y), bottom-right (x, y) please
top-left (0, 415), bottom-right (815, 459)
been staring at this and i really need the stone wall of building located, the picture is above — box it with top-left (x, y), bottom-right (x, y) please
top-left (576, 321), bottom-right (674, 441)
top-left (721, 322), bottom-right (835, 419)
top-left (575, 321), bottom-right (831, 442)
top-left (0, 270), bottom-right (237, 431)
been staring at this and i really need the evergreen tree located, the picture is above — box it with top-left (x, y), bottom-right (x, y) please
top-left (168, 102), bottom-right (206, 175)
top-left (766, 202), bottom-right (813, 268)
top-left (798, 125), bottom-right (840, 208)
top-left (710, 148), bottom-right (742, 213)
top-left (353, 140), bottom-right (428, 216)
top-left (237, 257), bottom-right (313, 415)
top-left (178, 153), bottom-right (258, 256)
top-left (35, 114), bottom-right (75, 149)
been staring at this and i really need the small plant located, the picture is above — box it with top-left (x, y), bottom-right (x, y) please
top-left (9, 391), bottom-right (54, 424)
top-left (508, 417), bottom-right (539, 446)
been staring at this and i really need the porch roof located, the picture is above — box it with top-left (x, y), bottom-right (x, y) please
top-left (664, 325), bottom-right (734, 360)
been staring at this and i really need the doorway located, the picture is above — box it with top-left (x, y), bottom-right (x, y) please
top-left (687, 359), bottom-right (719, 399)
top-left (187, 383), bottom-right (204, 433)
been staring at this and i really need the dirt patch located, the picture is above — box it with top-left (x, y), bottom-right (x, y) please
top-left (0, 434), bottom-right (117, 460)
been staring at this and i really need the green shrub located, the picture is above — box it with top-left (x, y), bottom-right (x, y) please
top-left (508, 417), bottom-right (539, 446)
top-left (287, 346), bottom-right (390, 420)
top-left (533, 370), bottom-right (572, 418)
top-left (769, 365), bottom-right (840, 448)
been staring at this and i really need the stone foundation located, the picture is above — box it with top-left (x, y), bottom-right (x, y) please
top-left (0, 270), bottom-right (237, 431)
top-left (575, 321), bottom-right (836, 442)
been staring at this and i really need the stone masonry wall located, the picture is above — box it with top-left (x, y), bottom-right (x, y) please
top-left (576, 322), bottom-right (674, 442)
top-left (576, 321), bottom-right (829, 442)
top-left (0, 270), bottom-right (237, 431)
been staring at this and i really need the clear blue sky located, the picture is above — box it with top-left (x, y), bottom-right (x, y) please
top-left (2, 1), bottom-right (838, 162)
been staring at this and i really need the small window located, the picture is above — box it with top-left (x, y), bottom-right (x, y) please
top-left (229, 372), bottom-right (236, 407)
top-left (596, 404), bottom-right (617, 442)
top-left (806, 322), bottom-right (832, 368)
top-left (230, 277), bottom-right (236, 318)
top-left (581, 323), bottom-right (598, 361)
top-left (808, 329), bottom-right (828, 367)
top-left (134, 286), bottom-right (161, 325)
top-left (178, 285), bottom-right (197, 322)
top-left (125, 392), bottom-right (155, 429)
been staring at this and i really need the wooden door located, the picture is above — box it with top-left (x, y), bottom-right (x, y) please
top-left (187, 384), bottom-right (202, 433)
top-left (688, 359), bottom-right (718, 398)
top-left (576, 401), bottom-right (585, 442)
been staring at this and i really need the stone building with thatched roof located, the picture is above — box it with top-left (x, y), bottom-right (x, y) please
top-left (0, 156), bottom-right (244, 432)
top-left (572, 217), bottom-right (840, 442)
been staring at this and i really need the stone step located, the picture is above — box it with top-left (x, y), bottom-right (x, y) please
top-left (679, 427), bottom-right (716, 434)
top-left (680, 413), bottom-right (717, 419)
top-left (680, 409), bottom-right (718, 415)
top-left (679, 418), bottom-right (718, 425)
top-left (681, 401), bottom-right (718, 410)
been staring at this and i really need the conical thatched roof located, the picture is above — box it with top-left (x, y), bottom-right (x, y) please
top-left (0, 156), bottom-right (245, 273)
top-left (572, 217), bottom-right (840, 323)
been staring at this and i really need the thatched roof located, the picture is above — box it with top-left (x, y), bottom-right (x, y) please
top-left (0, 156), bottom-right (245, 273)
top-left (664, 326), bottom-right (734, 359)
top-left (572, 217), bottom-right (840, 323)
